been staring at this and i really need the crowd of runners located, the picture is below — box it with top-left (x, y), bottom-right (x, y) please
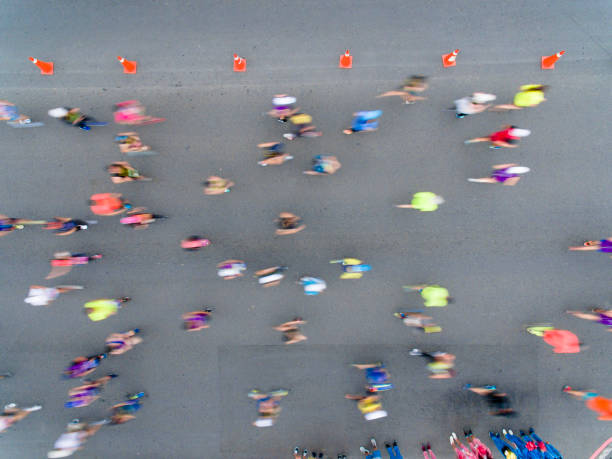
top-left (1, 75), bottom-right (605, 458)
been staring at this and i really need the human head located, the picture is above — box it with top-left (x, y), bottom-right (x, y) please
top-left (509, 128), bottom-right (531, 137)
top-left (472, 92), bottom-right (496, 104)
top-left (48, 107), bottom-right (68, 118)
top-left (506, 166), bottom-right (530, 174)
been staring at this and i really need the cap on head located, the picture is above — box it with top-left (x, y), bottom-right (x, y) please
top-left (509, 128), bottom-right (531, 137)
top-left (506, 166), bottom-right (530, 174)
top-left (48, 107), bottom-right (68, 118)
top-left (471, 92), bottom-right (496, 103)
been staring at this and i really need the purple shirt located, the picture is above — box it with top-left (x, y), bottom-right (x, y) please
top-left (491, 168), bottom-right (519, 183)
top-left (599, 240), bottom-right (612, 252)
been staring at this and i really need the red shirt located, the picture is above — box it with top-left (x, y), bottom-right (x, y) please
top-left (490, 128), bottom-right (519, 143)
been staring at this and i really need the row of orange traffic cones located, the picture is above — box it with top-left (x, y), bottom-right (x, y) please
top-left (28, 56), bottom-right (138, 75)
top-left (28, 49), bottom-right (567, 76)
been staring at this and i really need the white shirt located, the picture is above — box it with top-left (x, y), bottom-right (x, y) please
top-left (454, 97), bottom-right (478, 115)
top-left (24, 287), bottom-right (59, 306)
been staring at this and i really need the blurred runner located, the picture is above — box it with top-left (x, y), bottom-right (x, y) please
top-left (48, 107), bottom-right (107, 131)
top-left (464, 125), bottom-right (530, 149)
top-left (0, 214), bottom-right (46, 236)
top-left (464, 384), bottom-right (516, 417)
top-left (268, 95), bottom-right (299, 123)
top-left (274, 318), bottom-right (307, 344)
top-left (303, 155), bottom-right (341, 175)
top-left (120, 209), bottom-right (166, 229)
top-left (106, 162), bottom-right (151, 183)
top-left (257, 142), bottom-right (293, 166)
top-left (84, 297), bottom-right (130, 322)
top-left (203, 176), bottom-right (234, 194)
top-left (395, 192), bottom-right (444, 212)
top-left (89, 193), bottom-right (131, 216)
top-left (65, 375), bottom-right (117, 408)
top-left (115, 132), bottom-right (156, 155)
top-left (255, 266), bottom-right (287, 287)
top-left (276, 212), bottom-right (305, 235)
top-left (343, 110), bottom-right (382, 135)
top-left (46, 252), bottom-right (102, 279)
top-left (377, 75), bottom-right (428, 105)
top-left (409, 349), bottom-right (456, 379)
top-left (351, 363), bottom-right (393, 393)
top-left (393, 311), bottom-right (441, 333)
top-left (64, 354), bottom-right (107, 379)
top-left (344, 393), bottom-right (387, 421)
top-left (283, 113), bottom-right (322, 140)
top-left (181, 235), bottom-right (211, 251)
top-left (44, 217), bottom-right (92, 236)
top-left (113, 100), bottom-right (165, 125)
top-left (0, 403), bottom-right (41, 434)
top-left (526, 324), bottom-right (582, 353)
top-left (182, 309), bottom-right (213, 331)
top-left (298, 276), bottom-right (327, 296)
top-left (47, 419), bottom-right (108, 458)
top-left (110, 392), bottom-right (146, 424)
top-left (452, 92), bottom-right (496, 118)
top-left (330, 258), bottom-right (371, 279)
top-left (492, 84), bottom-right (549, 111)
top-left (105, 329), bottom-right (142, 355)
top-left (562, 386), bottom-right (612, 420)
top-left (569, 238), bottom-right (612, 257)
top-left (248, 389), bottom-right (289, 427)
top-left (0, 99), bottom-right (33, 124)
top-left (566, 307), bottom-right (612, 331)
top-left (468, 164), bottom-right (530, 186)
top-left (403, 284), bottom-right (452, 307)
top-left (24, 285), bottom-right (82, 307)
top-left (217, 259), bottom-right (246, 279)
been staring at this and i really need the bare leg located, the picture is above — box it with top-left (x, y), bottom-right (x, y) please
top-left (467, 177), bottom-right (497, 183)
top-left (376, 91), bottom-right (407, 98)
top-left (351, 363), bottom-right (380, 370)
top-left (566, 311), bottom-right (600, 321)
top-left (568, 245), bottom-right (599, 251)
top-left (467, 387), bottom-right (493, 396)
top-left (563, 387), bottom-right (590, 398)
top-left (491, 104), bottom-right (521, 111)
top-left (464, 137), bottom-right (490, 144)
top-left (284, 332), bottom-right (307, 344)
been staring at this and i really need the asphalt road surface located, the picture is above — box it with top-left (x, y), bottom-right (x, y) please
top-left (1, 1), bottom-right (611, 458)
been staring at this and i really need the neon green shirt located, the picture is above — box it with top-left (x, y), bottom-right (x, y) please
top-left (411, 192), bottom-right (439, 212)
top-left (84, 299), bottom-right (117, 321)
top-left (421, 285), bottom-right (449, 307)
top-left (513, 85), bottom-right (545, 107)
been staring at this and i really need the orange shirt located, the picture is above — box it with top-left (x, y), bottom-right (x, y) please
top-left (586, 396), bottom-right (612, 420)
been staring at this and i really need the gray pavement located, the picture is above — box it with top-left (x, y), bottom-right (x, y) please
top-left (1, 0), bottom-right (611, 457)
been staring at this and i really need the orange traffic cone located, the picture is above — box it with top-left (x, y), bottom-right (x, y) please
top-left (233, 54), bottom-right (246, 72)
top-left (541, 50), bottom-right (565, 70)
top-left (29, 57), bottom-right (54, 75)
top-left (339, 50), bottom-right (352, 69)
top-left (441, 49), bottom-right (459, 68)
top-left (117, 56), bottom-right (137, 74)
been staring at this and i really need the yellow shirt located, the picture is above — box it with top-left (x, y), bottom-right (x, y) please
top-left (513, 85), bottom-right (545, 107)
